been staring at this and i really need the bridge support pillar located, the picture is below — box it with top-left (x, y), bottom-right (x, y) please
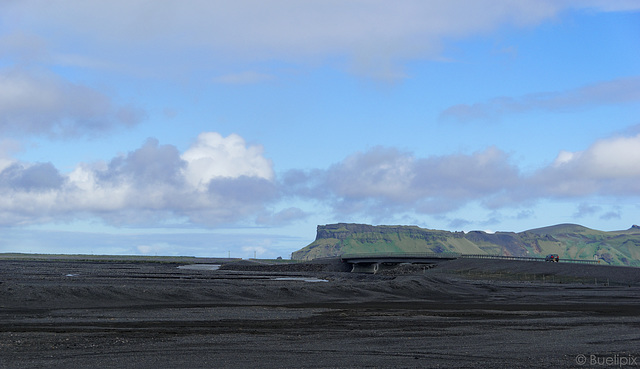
top-left (350, 262), bottom-right (380, 274)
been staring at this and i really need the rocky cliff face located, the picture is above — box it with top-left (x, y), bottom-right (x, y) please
top-left (291, 223), bottom-right (640, 266)
top-left (313, 223), bottom-right (457, 242)
top-left (292, 223), bottom-right (475, 260)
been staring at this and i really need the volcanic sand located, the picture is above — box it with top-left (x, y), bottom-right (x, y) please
top-left (1, 258), bottom-right (639, 368)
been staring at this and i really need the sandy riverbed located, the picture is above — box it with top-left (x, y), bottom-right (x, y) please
top-left (1, 258), bottom-right (639, 368)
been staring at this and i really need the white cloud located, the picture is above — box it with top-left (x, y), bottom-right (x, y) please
top-left (3, 0), bottom-right (635, 80)
top-left (326, 147), bottom-right (416, 202)
top-left (553, 151), bottom-right (576, 167)
top-left (285, 132), bottom-right (640, 218)
top-left (0, 68), bottom-right (145, 137)
top-left (181, 132), bottom-right (274, 191)
top-left (529, 133), bottom-right (640, 198)
top-left (526, 134), bottom-right (640, 200)
top-left (291, 146), bottom-right (521, 216)
top-left (0, 132), bottom-right (277, 227)
top-left (66, 163), bottom-right (131, 212)
top-left (1, 129), bottom-right (640, 228)
top-left (549, 134), bottom-right (640, 179)
top-left (441, 76), bottom-right (640, 122)
top-left (582, 134), bottom-right (640, 178)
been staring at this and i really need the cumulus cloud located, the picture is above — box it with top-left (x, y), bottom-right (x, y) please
top-left (2, 130), bottom-right (640, 228)
top-left (287, 146), bottom-right (522, 216)
top-left (0, 68), bottom-right (145, 137)
top-left (2, 0), bottom-right (636, 80)
top-left (285, 132), bottom-right (640, 219)
top-left (0, 132), bottom-right (277, 227)
top-left (0, 162), bottom-right (65, 191)
top-left (441, 76), bottom-right (640, 122)
top-left (181, 132), bottom-right (273, 191)
top-left (532, 133), bottom-right (640, 197)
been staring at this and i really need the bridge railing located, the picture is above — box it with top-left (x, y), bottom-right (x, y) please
top-left (339, 252), bottom-right (600, 265)
top-left (460, 254), bottom-right (601, 264)
top-left (461, 254), bottom-right (540, 261)
top-left (341, 252), bottom-right (461, 260)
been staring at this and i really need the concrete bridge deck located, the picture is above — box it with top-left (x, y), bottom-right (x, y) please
top-left (342, 252), bottom-right (459, 262)
top-left (341, 252), bottom-right (460, 273)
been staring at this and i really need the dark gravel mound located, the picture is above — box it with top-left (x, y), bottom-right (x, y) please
top-left (433, 258), bottom-right (640, 286)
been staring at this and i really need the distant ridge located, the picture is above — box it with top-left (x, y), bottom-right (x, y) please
top-left (525, 223), bottom-right (601, 235)
top-left (292, 223), bottom-right (640, 266)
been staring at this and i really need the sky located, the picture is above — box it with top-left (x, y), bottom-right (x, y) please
top-left (0, 1), bottom-right (639, 259)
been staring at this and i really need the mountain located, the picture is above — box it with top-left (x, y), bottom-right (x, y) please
top-left (291, 223), bottom-right (640, 266)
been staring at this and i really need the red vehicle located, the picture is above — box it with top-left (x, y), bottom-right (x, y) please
top-left (545, 254), bottom-right (559, 262)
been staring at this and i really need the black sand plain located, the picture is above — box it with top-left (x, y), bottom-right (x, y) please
top-left (1, 257), bottom-right (639, 368)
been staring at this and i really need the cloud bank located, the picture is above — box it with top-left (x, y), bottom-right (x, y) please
top-left (0, 131), bottom-right (639, 227)
top-left (0, 132), bottom-right (276, 226)
top-left (532, 134), bottom-right (640, 197)
top-left (287, 132), bottom-right (640, 218)
top-left (441, 76), bottom-right (640, 122)
top-left (0, 68), bottom-right (145, 137)
top-left (2, 0), bottom-right (637, 80)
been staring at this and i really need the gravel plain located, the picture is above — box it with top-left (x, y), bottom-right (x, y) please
top-left (1, 258), bottom-right (639, 368)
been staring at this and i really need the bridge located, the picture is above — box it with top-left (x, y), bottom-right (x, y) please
top-left (340, 252), bottom-right (460, 273)
top-left (340, 252), bottom-right (600, 273)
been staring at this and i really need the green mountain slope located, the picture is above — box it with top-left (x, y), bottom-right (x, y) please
top-left (291, 223), bottom-right (640, 266)
top-left (526, 223), bottom-right (604, 236)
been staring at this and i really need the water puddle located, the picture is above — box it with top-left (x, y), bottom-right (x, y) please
top-left (177, 264), bottom-right (220, 271)
top-left (273, 277), bottom-right (329, 283)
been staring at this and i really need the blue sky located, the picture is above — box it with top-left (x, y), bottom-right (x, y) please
top-left (1, 1), bottom-right (639, 258)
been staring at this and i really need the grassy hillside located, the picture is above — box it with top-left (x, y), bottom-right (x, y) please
top-left (526, 223), bottom-right (605, 236)
top-left (292, 223), bottom-right (640, 267)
